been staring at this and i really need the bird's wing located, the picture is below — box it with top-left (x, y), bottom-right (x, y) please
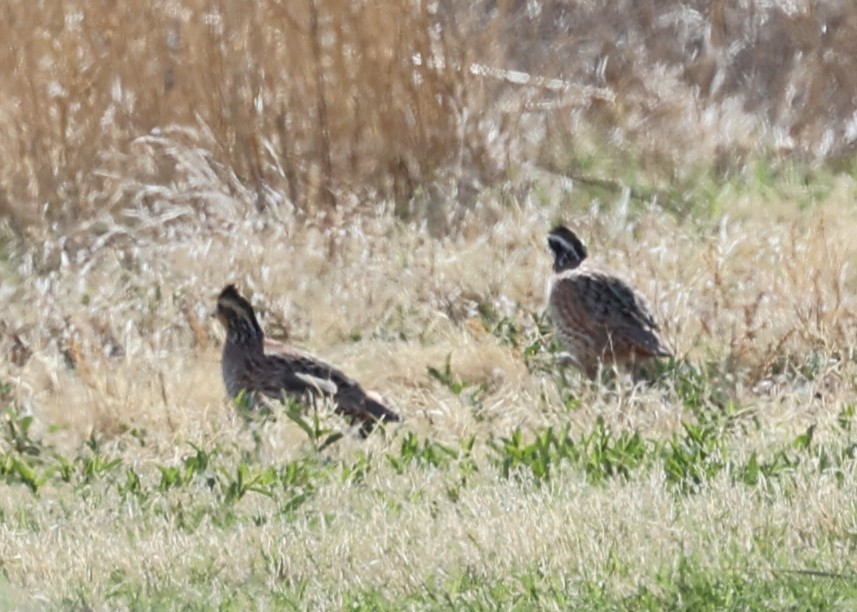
top-left (293, 372), bottom-right (339, 396)
top-left (554, 272), bottom-right (671, 357)
top-left (599, 273), bottom-right (661, 330)
top-left (265, 350), bottom-right (355, 396)
top-left (264, 342), bottom-right (401, 430)
top-left (560, 271), bottom-right (657, 329)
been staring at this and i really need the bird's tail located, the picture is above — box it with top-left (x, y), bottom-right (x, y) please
top-left (363, 391), bottom-right (401, 422)
top-left (336, 388), bottom-right (400, 436)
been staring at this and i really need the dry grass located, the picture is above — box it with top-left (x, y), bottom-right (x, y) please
top-left (2, 180), bottom-right (857, 605)
top-left (0, 0), bottom-right (500, 228)
top-left (2, 0), bottom-right (857, 607)
top-left (3, 2), bottom-right (857, 231)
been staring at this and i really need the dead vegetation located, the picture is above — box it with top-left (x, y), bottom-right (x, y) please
top-left (2, 2), bottom-right (857, 234)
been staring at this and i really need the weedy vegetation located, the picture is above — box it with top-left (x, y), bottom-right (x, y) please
top-left (3, 0), bottom-right (857, 609)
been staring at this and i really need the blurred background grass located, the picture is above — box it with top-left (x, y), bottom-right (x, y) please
top-left (2, 0), bottom-right (857, 236)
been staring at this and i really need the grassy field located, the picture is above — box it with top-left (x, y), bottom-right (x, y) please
top-left (3, 1), bottom-right (857, 609)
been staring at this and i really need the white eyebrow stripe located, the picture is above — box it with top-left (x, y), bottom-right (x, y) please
top-left (549, 234), bottom-right (586, 260)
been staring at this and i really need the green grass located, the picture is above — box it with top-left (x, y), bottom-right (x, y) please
top-left (54, 564), bottom-right (857, 611)
top-left (4, 362), bottom-right (857, 608)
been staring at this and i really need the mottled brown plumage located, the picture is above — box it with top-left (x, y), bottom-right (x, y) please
top-left (215, 285), bottom-right (399, 434)
top-left (547, 226), bottom-right (671, 378)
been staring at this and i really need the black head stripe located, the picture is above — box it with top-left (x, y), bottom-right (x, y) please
top-left (548, 226), bottom-right (588, 271)
top-left (218, 284), bottom-right (245, 304)
top-left (217, 285), bottom-right (264, 342)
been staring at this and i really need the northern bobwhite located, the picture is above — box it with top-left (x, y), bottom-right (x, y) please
top-left (546, 226), bottom-right (671, 378)
top-left (215, 285), bottom-right (400, 434)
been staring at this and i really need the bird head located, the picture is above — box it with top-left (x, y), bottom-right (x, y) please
top-left (216, 285), bottom-right (264, 347)
top-left (547, 225), bottom-right (588, 272)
